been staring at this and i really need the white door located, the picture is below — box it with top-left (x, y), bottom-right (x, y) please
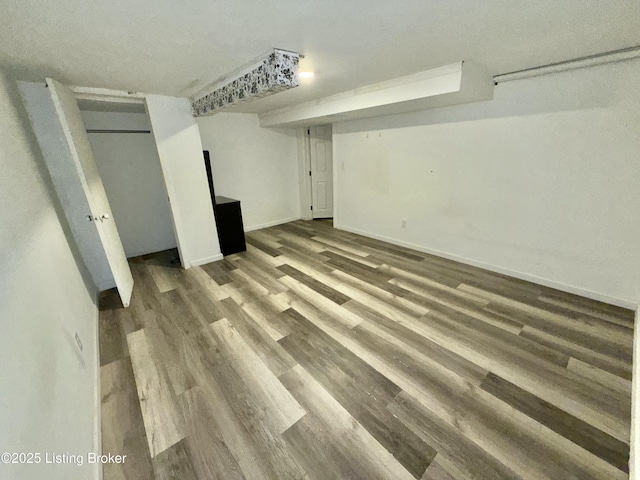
top-left (310, 125), bottom-right (333, 219)
top-left (47, 79), bottom-right (134, 306)
top-left (38, 79), bottom-right (133, 306)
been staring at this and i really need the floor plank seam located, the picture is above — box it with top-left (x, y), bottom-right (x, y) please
top-left (100, 219), bottom-right (633, 480)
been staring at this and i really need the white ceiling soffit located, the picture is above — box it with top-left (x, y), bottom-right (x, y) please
top-left (258, 61), bottom-right (493, 128)
top-left (191, 49), bottom-right (299, 116)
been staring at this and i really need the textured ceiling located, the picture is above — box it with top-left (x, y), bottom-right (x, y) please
top-left (2, 0), bottom-right (639, 114)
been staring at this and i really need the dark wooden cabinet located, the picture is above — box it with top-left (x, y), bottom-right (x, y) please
top-left (204, 150), bottom-right (246, 256)
top-left (213, 196), bottom-right (246, 256)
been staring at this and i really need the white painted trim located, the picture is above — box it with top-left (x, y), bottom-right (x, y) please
top-left (75, 94), bottom-right (144, 105)
top-left (332, 128), bottom-right (339, 226)
top-left (69, 85), bottom-right (146, 100)
top-left (632, 307), bottom-right (640, 479)
top-left (335, 223), bottom-right (638, 309)
top-left (71, 85), bottom-right (146, 106)
top-left (93, 290), bottom-right (103, 480)
top-left (190, 253), bottom-right (224, 267)
top-left (244, 216), bottom-right (301, 233)
top-left (297, 128), bottom-right (313, 221)
top-left (304, 130), bottom-right (313, 220)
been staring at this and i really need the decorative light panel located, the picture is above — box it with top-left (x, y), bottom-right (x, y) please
top-left (191, 49), bottom-right (299, 116)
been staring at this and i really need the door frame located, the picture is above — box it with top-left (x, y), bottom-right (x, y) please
top-left (68, 85), bottom-right (188, 267)
top-left (298, 125), bottom-right (334, 220)
top-left (298, 127), bottom-right (313, 220)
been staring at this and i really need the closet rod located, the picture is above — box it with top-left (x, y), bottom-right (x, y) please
top-left (86, 129), bottom-right (151, 134)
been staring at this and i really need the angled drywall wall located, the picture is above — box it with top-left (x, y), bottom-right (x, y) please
top-left (145, 95), bottom-right (222, 267)
top-left (0, 71), bottom-right (100, 479)
top-left (334, 58), bottom-right (640, 306)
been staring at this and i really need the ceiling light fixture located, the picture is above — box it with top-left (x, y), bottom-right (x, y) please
top-left (299, 71), bottom-right (315, 79)
top-left (191, 48), bottom-right (300, 116)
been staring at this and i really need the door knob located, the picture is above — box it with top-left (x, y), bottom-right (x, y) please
top-left (101, 214), bottom-right (110, 221)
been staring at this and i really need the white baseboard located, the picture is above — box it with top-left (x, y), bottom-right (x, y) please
top-left (189, 253), bottom-right (224, 267)
top-left (187, 217), bottom-right (300, 266)
top-left (244, 216), bottom-right (301, 233)
top-left (336, 223), bottom-right (638, 310)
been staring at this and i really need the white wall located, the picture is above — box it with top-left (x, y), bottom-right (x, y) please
top-left (81, 111), bottom-right (177, 258)
top-left (197, 113), bottom-right (300, 231)
top-left (0, 72), bottom-right (100, 479)
top-left (145, 95), bottom-right (222, 267)
top-left (334, 59), bottom-right (640, 307)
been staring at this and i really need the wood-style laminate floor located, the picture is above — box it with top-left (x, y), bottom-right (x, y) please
top-left (99, 220), bottom-right (634, 480)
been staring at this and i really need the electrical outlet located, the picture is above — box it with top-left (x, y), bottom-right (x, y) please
top-left (75, 332), bottom-right (83, 352)
top-left (401, 219), bottom-right (407, 229)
